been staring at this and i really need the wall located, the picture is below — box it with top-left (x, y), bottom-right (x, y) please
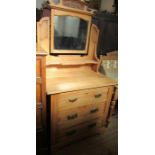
top-left (36, 0), bottom-right (45, 8)
top-left (37, 0), bottom-right (115, 11)
top-left (100, 0), bottom-right (115, 13)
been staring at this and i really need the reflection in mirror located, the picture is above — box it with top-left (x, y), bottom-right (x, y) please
top-left (54, 16), bottom-right (88, 50)
top-left (53, 0), bottom-right (60, 4)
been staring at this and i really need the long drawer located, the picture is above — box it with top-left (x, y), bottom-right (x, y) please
top-left (57, 102), bottom-right (105, 130)
top-left (56, 119), bottom-right (102, 141)
top-left (56, 87), bottom-right (109, 110)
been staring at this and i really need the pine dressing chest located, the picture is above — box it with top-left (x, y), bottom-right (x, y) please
top-left (36, 0), bottom-right (117, 152)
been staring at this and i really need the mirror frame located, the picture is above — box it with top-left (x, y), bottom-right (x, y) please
top-left (50, 9), bottom-right (91, 54)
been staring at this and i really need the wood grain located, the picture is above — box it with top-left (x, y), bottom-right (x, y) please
top-left (37, 17), bottom-right (50, 53)
top-left (57, 103), bottom-right (105, 130)
top-left (50, 9), bottom-right (91, 54)
top-left (36, 4), bottom-right (117, 153)
top-left (46, 72), bottom-right (116, 94)
top-left (36, 52), bottom-right (48, 154)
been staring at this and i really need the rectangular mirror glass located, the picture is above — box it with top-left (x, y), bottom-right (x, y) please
top-left (54, 16), bottom-right (88, 50)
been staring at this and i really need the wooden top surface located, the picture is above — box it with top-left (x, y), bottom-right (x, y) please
top-left (46, 71), bottom-right (117, 95)
top-left (46, 59), bottom-right (98, 66)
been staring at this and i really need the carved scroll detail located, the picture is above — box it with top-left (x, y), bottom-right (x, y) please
top-left (49, 0), bottom-right (88, 10)
top-left (88, 24), bottom-right (100, 72)
top-left (37, 17), bottom-right (50, 53)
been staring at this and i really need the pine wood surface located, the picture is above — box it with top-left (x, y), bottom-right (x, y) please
top-left (46, 59), bottom-right (98, 66)
top-left (53, 115), bottom-right (118, 155)
top-left (57, 103), bottom-right (105, 130)
top-left (56, 118), bottom-right (102, 138)
top-left (36, 3), bottom-right (117, 153)
top-left (36, 45), bottom-right (49, 55)
top-left (36, 52), bottom-right (48, 154)
top-left (48, 1), bottom-right (93, 16)
top-left (55, 87), bottom-right (108, 109)
top-left (50, 9), bottom-right (91, 54)
top-left (49, 86), bottom-right (115, 150)
top-left (37, 17), bottom-right (50, 53)
top-left (46, 72), bottom-right (116, 94)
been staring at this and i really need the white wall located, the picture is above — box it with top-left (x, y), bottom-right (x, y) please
top-left (100, 0), bottom-right (115, 13)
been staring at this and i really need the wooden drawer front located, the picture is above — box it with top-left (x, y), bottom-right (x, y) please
top-left (57, 90), bottom-right (90, 110)
top-left (57, 103), bottom-right (105, 130)
top-left (36, 58), bottom-right (41, 77)
top-left (57, 119), bottom-right (102, 139)
top-left (90, 87), bottom-right (109, 104)
top-left (57, 87), bottom-right (109, 110)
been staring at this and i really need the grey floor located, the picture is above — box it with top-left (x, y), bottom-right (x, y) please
top-left (54, 115), bottom-right (118, 155)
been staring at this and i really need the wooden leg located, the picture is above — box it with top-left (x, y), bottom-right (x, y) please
top-left (110, 101), bottom-right (117, 116)
top-left (104, 101), bottom-right (116, 127)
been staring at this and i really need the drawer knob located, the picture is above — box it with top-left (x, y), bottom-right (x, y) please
top-left (67, 113), bottom-right (78, 120)
top-left (66, 129), bottom-right (77, 136)
top-left (94, 93), bottom-right (102, 98)
top-left (90, 108), bottom-right (98, 114)
top-left (68, 98), bottom-right (78, 103)
top-left (88, 123), bottom-right (97, 128)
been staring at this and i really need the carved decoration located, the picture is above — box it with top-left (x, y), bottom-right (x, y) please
top-left (49, 0), bottom-right (88, 10)
top-left (37, 17), bottom-right (50, 53)
top-left (63, 0), bottom-right (87, 10)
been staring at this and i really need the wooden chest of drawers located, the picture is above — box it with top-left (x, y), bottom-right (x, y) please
top-left (36, 52), bottom-right (47, 154)
top-left (49, 86), bottom-right (114, 150)
top-left (37, 12), bottom-right (117, 152)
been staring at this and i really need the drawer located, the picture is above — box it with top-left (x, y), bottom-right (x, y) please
top-left (57, 89), bottom-right (90, 110)
top-left (36, 58), bottom-right (41, 77)
top-left (57, 103), bottom-right (105, 129)
top-left (57, 87), bottom-right (109, 110)
top-left (90, 87), bottom-right (109, 104)
top-left (56, 119), bottom-right (102, 139)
